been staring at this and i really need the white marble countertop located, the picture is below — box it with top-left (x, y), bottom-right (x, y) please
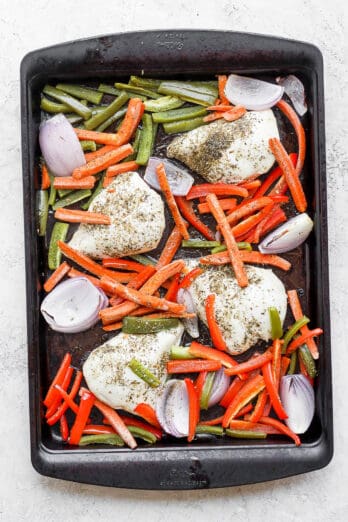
top-left (1, 0), bottom-right (347, 520)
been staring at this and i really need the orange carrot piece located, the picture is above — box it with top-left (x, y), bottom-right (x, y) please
top-left (222, 105), bottom-right (246, 121)
top-left (75, 128), bottom-right (123, 146)
top-left (156, 163), bottom-right (189, 239)
top-left (156, 225), bottom-right (183, 269)
top-left (206, 193), bottom-right (248, 287)
top-left (287, 290), bottom-right (319, 359)
top-left (73, 144), bottom-right (133, 179)
top-left (41, 164), bottom-right (51, 190)
top-left (226, 197), bottom-right (274, 225)
top-left (217, 75), bottom-right (231, 105)
top-left (269, 137), bottom-right (307, 212)
top-left (199, 250), bottom-right (291, 271)
top-left (43, 261), bottom-right (70, 292)
top-left (272, 339), bottom-right (282, 390)
top-left (232, 203), bottom-right (274, 237)
top-left (53, 176), bottom-right (96, 190)
top-left (203, 111), bottom-right (224, 122)
top-left (102, 258), bottom-right (144, 272)
top-left (175, 196), bottom-right (215, 240)
top-left (207, 105), bottom-right (233, 112)
top-left (198, 198), bottom-right (237, 214)
top-left (222, 374), bottom-right (266, 427)
top-left (205, 294), bottom-right (228, 352)
top-left (102, 322), bottom-right (123, 331)
top-left (54, 208), bottom-right (111, 225)
top-left (238, 180), bottom-right (262, 191)
top-left (280, 356), bottom-right (291, 378)
top-left (127, 266), bottom-right (157, 290)
top-left (277, 100), bottom-right (306, 177)
top-left (139, 311), bottom-right (196, 319)
top-left (253, 154), bottom-right (297, 198)
top-left (106, 161), bottom-right (139, 178)
top-left (186, 184), bottom-right (248, 200)
top-left (84, 145), bottom-right (116, 162)
top-left (68, 267), bottom-right (104, 288)
top-left (114, 98), bottom-right (145, 147)
top-left (178, 267), bottom-right (203, 290)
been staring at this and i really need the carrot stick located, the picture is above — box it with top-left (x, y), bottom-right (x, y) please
top-left (222, 105), bottom-right (246, 121)
top-left (203, 111), bottom-right (224, 122)
top-left (277, 100), bottom-right (306, 177)
top-left (272, 339), bottom-right (282, 390)
top-left (127, 265), bottom-right (157, 290)
top-left (75, 128), bottom-right (124, 146)
top-left (102, 258), bottom-right (145, 272)
top-left (167, 360), bottom-right (222, 374)
top-left (198, 198), bottom-right (237, 214)
top-left (44, 261), bottom-right (70, 292)
top-left (287, 290), bottom-right (319, 359)
top-left (253, 154), bottom-right (297, 198)
top-left (53, 176), bottom-right (96, 190)
top-left (106, 161), bottom-right (139, 178)
top-left (73, 144), bottom-right (133, 179)
top-left (186, 184), bottom-right (248, 200)
top-left (217, 75), bottom-right (230, 105)
top-left (199, 250), bottom-right (291, 271)
top-left (84, 145), bottom-right (116, 162)
top-left (232, 203), bottom-right (275, 237)
top-left (68, 267), bottom-right (104, 288)
top-left (54, 208), bottom-right (111, 225)
top-left (226, 197), bottom-right (274, 225)
top-left (205, 294), bottom-right (228, 352)
top-left (175, 196), bottom-right (215, 240)
top-left (238, 180), bottom-right (262, 191)
top-left (257, 207), bottom-right (287, 238)
top-left (207, 105), bottom-right (233, 112)
top-left (41, 164), bottom-right (51, 190)
top-left (269, 137), bottom-right (307, 212)
top-left (156, 163), bottom-right (189, 239)
top-left (156, 226), bottom-right (183, 269)
top-left (138, 311), bottom-right (196, 319)
top-left (102, 322), bottom-right (123, 331)
top-left (114, 98), bottom-right (145, 147)
top-left (206, 193), bottom-right (248, 287)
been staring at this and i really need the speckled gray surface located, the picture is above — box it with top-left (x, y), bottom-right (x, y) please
top-left (1, 0), bottom-right (347, 520)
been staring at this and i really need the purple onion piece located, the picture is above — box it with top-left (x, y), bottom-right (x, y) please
top-left (144, 157), bottom-right (194, 196)
top-left (276, 75), bottom-right (308, 116)
top-left (177, 288), bottom-right (199, 338)
top-left (208, 368), bottom-right (230, 407)
top-left (258, 213), bottom-right (313, 254)
top-left (225, 74), bottom-right (284, 111)
top-left (280, 374), bottom-right (315, 434)
top-left (155, 379), bottom-right (189, 437)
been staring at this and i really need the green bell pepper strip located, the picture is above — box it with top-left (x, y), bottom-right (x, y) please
top-left (210, 242), bottom-right (252, 254)
top-left (149, 122), bottom-right (158, 157)
top-left (128, 358), bottom-right (161, 388)
top-left (163, 117), bottom-right (207, 134)
top-left (79, 434), bottom-right (125, 446)
top-left (200, 372), bottom-right (215, 410)
top-left (182, 239), bottom-right (221, 249)
top-left (40, 97), bottom-right (71, 114)
top-left (56, 84), bottom-right (103, 105)
top-left (66, 114), bottom-right (84, 125)
top-left (80, 175), bottom-right (105, 210)
top-left (195, 425), bottom-right (224, 436)
top-left (170, 346), bottom-right (195, 360)
top-left (282, 316), bottom-right (310, 353)
top-left (288, 351), bottom-right (297, 375)
top-left (269, 307), bottom-right (283, 340)
top-left (127, 426), bottom-right (157, 444)
top-left (114, 82), bottom-right (161, 99)
top-left (80, 140), bottom-right (96, 152)
top-left (152, 106), bottom-right (208, 123)
top-left (48, 175), bottom-right (57, 207)
top-left (299, 344), bottom-right (317, 378)
top-left (36, 190), bottom-right (48, 237)
top-left (43, 85), bottom-right (92, 120)
top-left (225, 429), bottom-right (267, 439)
top-left (136, 114), bottom-right (153, 166)
top-left (129, 76), bottom-right (162, 90)
top-left (122, 316), bottom-right (180, 335)
top-left (48, 222), bottom-right (69, 270)
top-left (97, 84), bottom-right (121, 96)
top-left (84, 91), bottom-right (129, 130)
top-left (52, 189), bottom-right (92, 210)
top-left (95, 107), bottom-right (128, 133)
top-left (57, 189), bottom-right (73, 198)
top-left (158, 80), bottom-right (217, 106)
top-left (144, 96), bottom-right (184, 113)
top-left (129, 254), bottom-right (157, 266)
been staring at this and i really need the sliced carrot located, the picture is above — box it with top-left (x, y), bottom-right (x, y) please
top-left (253, 154), bottom-right (297, 198)
top-left (54, 208), bottom-right (111, 225)
top-left (102, 258), bottom-right (144, 272)
top-left (262, 362), bottom-right (288, 420)
top-left (280, 356), bottom-right (291, 378)
top-left (217, 75), bottom-right (231, 105)
top-left (203, 111), bottom-right (224, 122)
top-left (68, 267), bottom-right (104, 288)
top-left (167, 360), bottom-right (222, 374)
top-left (84, 145), bottom-right (116, 162)
top-left (198, 198), bottom-right (237, 214)
top-left (186, 184), bottom-right (248, 200)
top-left (75, 128), bottom-right (123, 146)
top-left (127, 265), bottom-right (157, 290)
top-left (287, 289), bottom-right (319, 359)
top-left (139, 311), bottom-right (196, 319)
top-left (277, 100), bottom-right (306, 177)
top-left (269, 137), bottom-right (307, 212)
top-left (228, 419), bottom-right (282, 435)
top-left (53, 176), bottom-right (96, 190)
top-left (106, 160), bottom-right (139, 178)
top-left (156, 226), bottom-right (183, 269)
top-left (226, 197), bottom-right (274, 225)
top-left (73, 144), bottom-right (133, 179)
top-left (175, 196), bottom-right (215, 240)
top-left (44, 261), bottom-right (70, 292)
top-left (222, 105), bottom-right (246, 121)
top-left (114, 98), bottom-right (145, 147)
top-left (238, 180), bottom-right (262, 191)
top-left (102, 321), bottom-right (123, 331)
top-left (222, 374), bottom-right (266, 427)
top-left (286, 328), bottom-right (323, 355)
top-left (206, 193), bottom-right (248, 287)
top-left (41, 164), bottom-right (51, 190)
top-left (272, 339), bottom-right (282, 390)
top-left (207, 105), bottom-right (233, 112)
top-left (43, 353), bottom-right (71, 408)
top-left (156, 163), bottom-right (189, 239)
top-left (199, 250), bottom-right (291, 271)
top-left (205, 294), bottom-right (228, 352)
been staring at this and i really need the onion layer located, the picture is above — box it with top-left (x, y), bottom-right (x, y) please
top-left (39, 114), bottom-right (86, 177)
top-left (156, 379), bottom-right (189, 437)
top-left (41, 277), bottom-right (108, 333)
top-left (280, 374), bottom-right (315, 434)
top-left (258, 213), bottom-right (313, 254)
top-left (177, 288), bottom-right (199, 338)
top-left (144, 157), bottom-right (194, 196)
top-left (224, 74), bottom-right (284, 111)
top-left (208, 368), bottom-right (230, 407)
top-left (276, 75), bottom-right (308, 116)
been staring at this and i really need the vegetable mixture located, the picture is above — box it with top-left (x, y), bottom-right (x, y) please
top-left (37, 73), bottom-right (322, 449)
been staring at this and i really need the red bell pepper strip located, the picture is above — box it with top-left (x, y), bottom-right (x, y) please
top-left (46, 370), bottom-right (83, 426)
top-left (229, 419), bottom-right (282, 435)
top-left (272, 339), bottom-right (282, 390)
top-left (287, 289), bottom-right (319, 359)
top-left (59, 414), bottom-right (69, 441)
top-left (224, 350), bottom-right (273, 376)
top-left (194, 371), bottom-right (207, 403)
top-left (219, 377), bottom-right (244, 408)
top-left (205, 294), bottom-right (228, 352)
top-left (186, 184), bottom-right (248, 200)
top-left (175, 196), bottom-right (215, 240)
top-left (178, 267), bottom-right (203, 290)
top-left (53, 384), bottom-right (79, 414)
top-left (280, 356), bottom-right (291, 378)
top-left (234, 403), bottom-right (253, 418)
top-left (286, 328), bottom-right (323, 355)
top-left (119, 416), bottom-right (162, 439)
top-left (199, 415), bottom-right (224, 426)
top-left (134, 403), bottom-right (162, 429)
top-left (276, 99), bottom-right (306, 177)
top-left (262, 362), bottom-right (288, 420)
top-left (45, 365), bottom-right (74, 418)
top-left (69, 390), bottom-right (95, 445)
top-left (94, 398), bottom-right (137, 449)
top-left (165, 273), bottom-right (181, 302)
top-left (167, 359), bottom-right (222, 374)
top-left (248, 389), bottom-right (268, 423)
top-left (189, 341), bottom-right (242, 372)
top-left (185, 378), bottom-right (199, 442)
top-left (43, 353), bottom-right (72, 408)
top-left (258, 416), bottom-right (301, 446)
top-left (222, 374), bottom-right (266, 427)
top-left (83, 425), bottom-right (116, 435)
top-left (299, 358), bottom-right (314, 386)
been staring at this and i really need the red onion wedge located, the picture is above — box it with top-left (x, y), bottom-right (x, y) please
top-left (177, 288), bottom-right (199, 338)
top-left (224, 74), bottom-right (284, 111)
top-left (258, 213), bottom-right (313, 254)
top-left (144, 157), bottom-right (194, 196)
top-left (156, 379), bottom-right (189, 437)
top-left (280, 374), bottom-right (314, 434)
top-left (276, 75), bottom-right (308, 116)
top-left (41, 277), bottom-right (108, 333)
top-left (39, 114), bottom-right (86, 177)
top-left (208, 368), bottom-right (230, 407)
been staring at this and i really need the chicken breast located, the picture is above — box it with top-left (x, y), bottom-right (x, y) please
top-left (167, 110), bottom-right (279, 184)
top-left (83, 323), bottom-right (184, 412)
top-left (69, 171), bottom-right (165, 259)
top-left (185, 260), bottom-right (287, 354)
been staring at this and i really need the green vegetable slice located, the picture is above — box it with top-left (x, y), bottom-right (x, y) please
top-left (122, 316), bottom-right (180, 335)
top-left (128, 358), bottom-right (161, 388)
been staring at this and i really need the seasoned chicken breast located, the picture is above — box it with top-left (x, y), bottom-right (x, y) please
top-left (69, 171), bottom-right (165, 259)
top-left (167, 110), bottom-right (279, 184)
top-left (185, 260), bottom-right (287, 355)
top-left (83, 323), bottom-right (184, 412)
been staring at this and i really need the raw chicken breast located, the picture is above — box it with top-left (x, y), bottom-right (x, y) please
top-left (69, 171), bottom-right (165, 259)
top-left (83, 323), bottom-right (184, 412)
top-left (167, 110), bottom-right (279, 184)
top-left (185, 260), bottom-right (287, 355)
